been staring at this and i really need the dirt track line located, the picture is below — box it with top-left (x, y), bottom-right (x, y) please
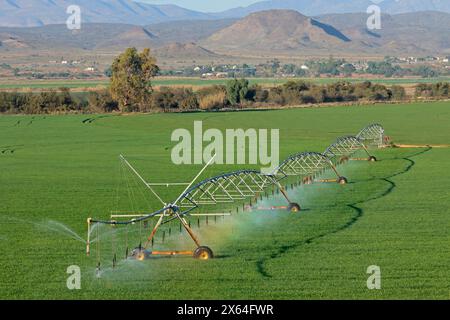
top-left (391, 144), bottom-right (450, 148)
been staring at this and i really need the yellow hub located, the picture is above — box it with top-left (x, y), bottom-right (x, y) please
top-left (198, 251), bottom-right (210, 260)
top-left (136, 252), bottom-right (146, 261)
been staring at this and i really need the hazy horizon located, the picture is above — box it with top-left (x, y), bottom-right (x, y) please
top-left (137, 0), bottom-right (261, 12)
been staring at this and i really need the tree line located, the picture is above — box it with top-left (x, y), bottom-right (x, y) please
top-left (2, 80), bottom-right (450, 114)
top-left (1, 48), bottom-right (449, 114)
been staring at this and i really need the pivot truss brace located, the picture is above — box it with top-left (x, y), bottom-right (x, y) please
top-left (272, 151), bottom-right (343, 181)
top-left (356, 123), bottom-right (385, 148)
top-left (324, 135), bottom-right (373, 160)
top-left (178, 170), bottom-right (275, 209)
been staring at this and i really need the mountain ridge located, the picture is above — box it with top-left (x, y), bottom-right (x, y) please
top-left (214, 0), bottom-right (450, 18)
top-left (1, 10), bottom-right (449, 56)
top-left (204, 10), bottom-right (351, 52)
top-left (1, 0), bottom-right (450, 27)
top-left (0, 0), bottom-right (212, 27)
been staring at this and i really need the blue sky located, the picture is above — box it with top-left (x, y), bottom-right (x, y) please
top-left (138, 0), bottom-right (261, 12)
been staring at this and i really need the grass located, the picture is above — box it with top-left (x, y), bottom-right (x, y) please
top-left (0, 101), bottom-right (449, 299)
top-left (1, 76), bottom-right (450, 91)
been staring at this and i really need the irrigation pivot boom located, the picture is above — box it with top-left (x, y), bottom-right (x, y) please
top-left (272, 151), bottom-right (348, 185)
top-left (324, 135), bottom-right (377, 163)
top-left (356, 123), bottom-right (386, 148)
top-left (86, 124), bottom-right (386, 266)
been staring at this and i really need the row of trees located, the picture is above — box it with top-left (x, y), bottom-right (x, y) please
top-left (415, 82), bottom-right (450, 98)
top-left (160, 57), bottom-right (448, 79)
top-left (0, 88), bottom-right (87, 114)
top-left (0, 80), bottom-right (415, 114)
top-left (1, 48), bottom-right (448, 114)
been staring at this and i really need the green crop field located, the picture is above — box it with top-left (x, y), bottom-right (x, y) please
top-left (1, 101), bottom-right (449, 299)
top-left (1, 76), bottom-right (450, 91)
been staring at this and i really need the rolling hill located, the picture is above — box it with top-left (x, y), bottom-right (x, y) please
top-left (0, 24), bottom-right (158, 50)
top-left (204, 10), bottom-right (450, 55)
top-left (153, 42), bottom-right (220, 59)
top-left (215, 0), bottom-right (450, 18)
top-left (0, 0), bottom-right (211, 27)
top-left (2, 0), bottom-right (450, 28)
top-left (204, 10), bottom-right (350, 53)
top-left (145, 19), bottom-right (238, 45)
top-left (0, 10), bottom-right (449, 57)
top-left (315, 11), bottom-right (450, 55)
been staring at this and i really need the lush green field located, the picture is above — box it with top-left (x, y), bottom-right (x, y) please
top-left (1, 76), bottom-right (450, 91)
top-left (1, 101), bottom-right (449, 299)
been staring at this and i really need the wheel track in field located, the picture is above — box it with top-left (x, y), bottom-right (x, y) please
top-left (82, 115), bottom-right (112, 124)
top-left (255, 147), bottom-right (432, 278)
top-left (0, 144), bottom-right (24, 155)
top-left (12, 116), bottom-right (45, 127)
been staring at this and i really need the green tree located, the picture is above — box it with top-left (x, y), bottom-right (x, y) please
top-left (110, 48), bottom-right (159, 112)
top-left (226, 78), bottom-right (249, 105)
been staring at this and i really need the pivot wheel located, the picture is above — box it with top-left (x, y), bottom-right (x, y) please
top-left (131, 248), bottom-right (150, 261)
top-left (338, 176), bottom-right (348, 185)
top-left (194, 246), bottom-right (214, 260)
top-left (368, 156), bottom-right (377, 162)
top-left (287, 203), bottom-right (301, 213)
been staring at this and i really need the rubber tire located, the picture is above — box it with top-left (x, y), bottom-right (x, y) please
top-left (368, 156), bottom-right (377, 162)
top-left (132, 248), bottom-right (149, 261)
top-left (287, 203), bottom-right (301, 213)
top-left (194, 246), bottom-right (214, 260)
top-left (338, 176), bottom-right (348, 185)
top-left (136, 251), bottom-right (146, 261)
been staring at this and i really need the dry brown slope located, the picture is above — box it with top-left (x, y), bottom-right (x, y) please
top-left (204, 10), bottom-right (350, 52)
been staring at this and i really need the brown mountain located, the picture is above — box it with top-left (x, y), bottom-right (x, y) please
top-left (204, 10), bottom-right (350, 53)
top-left (95, 27), bottom-right (158, 50)
top-left (153, 42), bottom-right (219, 59)
top-left (0, 32), bottom-right (30, 49)
top-left (315, 11), bottom-right (450, 55)
top-left (204, 10), bottom-right (450, 55)
top-left (0, 10), bottom-right (449, 57)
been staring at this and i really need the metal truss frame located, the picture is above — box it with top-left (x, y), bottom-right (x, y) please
top-left (271, 151), bottom-right (342, 181)
top-left (324, 135), bottom-right (372, 159)
top-left (356, 123), bottom-right (385, 148)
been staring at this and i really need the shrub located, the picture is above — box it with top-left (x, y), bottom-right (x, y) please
top-left (248, 85), bottom-right (269, 103)
top-left (88, 90), bottom-right (119, 113)
top-left (368, 84), bottom-right (392, 101)
top-left (415, 82), bottom-right (450, 98)
top-left (325, 81), bottom-right (356, 102)
top-left (151, 87), bottom-right (178, 111)
top-left (175, 88), bottom-right (199, 110)
top-left (268, 87), bottom-right (285, 105)
top-left (197, 85), bottom-right (227, 110)
top-left (390, 85), bottom-right (406, 100)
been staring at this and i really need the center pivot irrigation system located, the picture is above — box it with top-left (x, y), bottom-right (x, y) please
top-left (86, 124), bottom-right (386, 267)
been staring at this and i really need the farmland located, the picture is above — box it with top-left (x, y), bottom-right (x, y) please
top-left (0, 101), bottom-right (449, 299)
top-left (1, 76), bottom-right (450, 92)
